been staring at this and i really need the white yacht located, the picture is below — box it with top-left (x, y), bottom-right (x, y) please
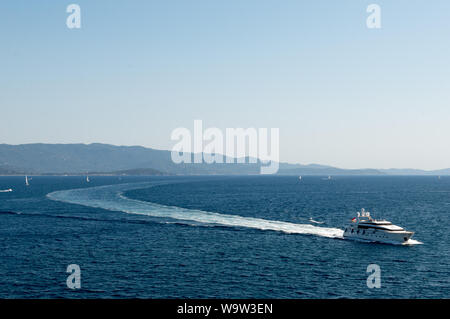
top-left (343, 208), bottom-right (414, 244)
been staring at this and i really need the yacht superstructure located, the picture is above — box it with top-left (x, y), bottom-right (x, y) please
top-left (343, 209), bottom-right (414, 244)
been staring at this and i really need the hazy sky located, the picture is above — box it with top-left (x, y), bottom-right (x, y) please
top-left (1, 1), bottom-right (449, 169)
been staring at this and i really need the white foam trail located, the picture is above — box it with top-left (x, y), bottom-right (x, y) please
top-left (47, 183), bottom-right (344, 239)
top-left (345, 237), bottom-right (423, 246)
top-left (404, 239), bottom-right (423, 245)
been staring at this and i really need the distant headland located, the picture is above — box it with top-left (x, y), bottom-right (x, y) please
top-left (0, 143), bottom-right (448, 176)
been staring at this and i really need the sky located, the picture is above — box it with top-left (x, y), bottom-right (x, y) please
top-left (0, 0), bottom-right (449, 170)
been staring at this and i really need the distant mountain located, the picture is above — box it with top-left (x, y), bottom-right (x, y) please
top-left (90, 168), bottom-right (167, 176)
top-left (0, 165), bottom-right (23, 175)
top-left (0, 143), bottom-right (448, 176)
top-left (279, 164), bottom-right (450, 176)
top-left (433, 168), bottom-right (450, 175)
top-left (0, 143), bottom-right (262, 175)
top-left (379, 168), bottom-right (428, 175)
top-left (41, 168), bottom-right (167, 176)
top-left (0, 143), bottom-right (171, 174)
top-left (277, 165), bottom-right (384, 175)
top-left (379, 168), bottom-right (450, 176)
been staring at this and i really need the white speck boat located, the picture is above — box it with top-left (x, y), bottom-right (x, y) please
top-left (343, 208), bottom-right (414, 244)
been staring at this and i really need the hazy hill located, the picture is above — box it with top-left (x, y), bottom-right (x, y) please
top-left (0, 143), bottom-right (448, 176)
top-left (379, 168), bottom-right (450, 176)
top-left (89, 168), bottom-right (167, 176)
top-left (0, 143), bottom-right (262, 175)
top-left (0, 165), bottom-right (23, 175)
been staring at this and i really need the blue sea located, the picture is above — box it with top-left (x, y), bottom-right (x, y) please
top-left (0, 175), bottom-right (449, 298)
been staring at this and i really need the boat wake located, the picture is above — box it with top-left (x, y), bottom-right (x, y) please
top-left (47, 182), bottom-right (344, 239)
top-left (404, 239), bottom-right (423, 245)
top-left (344, 236), bottom-right (423, 246)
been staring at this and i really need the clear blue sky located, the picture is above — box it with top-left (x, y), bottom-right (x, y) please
top-left (1, 1), bottom-right (449, 169)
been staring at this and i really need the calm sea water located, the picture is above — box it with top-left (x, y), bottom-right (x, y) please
top-left (0, 175), bottom-right (449, 298)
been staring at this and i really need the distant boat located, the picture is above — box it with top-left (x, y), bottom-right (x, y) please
top-left (86, 175), bottom-right (90, 183)
top-left (25, 175), bottom-right (29, 186)
top-left (328, 175), bottom-right (331, 180)
top-left (0, 189), bottom-right (13, 193)
top-left (309, 217), bottom-right (324, 224)
top-left (298, 176), bottom-right (302, 180)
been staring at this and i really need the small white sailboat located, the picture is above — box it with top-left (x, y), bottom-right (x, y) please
top-left (0, 188), bottom-right (13, 193)
top-left (298, 176), bottom-right (302, 180)
top-left (328, 175), bottom-right (331, 180)
top-left (25, 175), bottom-right (29, 186)
top-left (86, 175), bottom-right (90, 183)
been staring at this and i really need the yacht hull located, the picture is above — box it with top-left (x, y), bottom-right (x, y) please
top-left (343, 226), bottom-right (414, 244)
